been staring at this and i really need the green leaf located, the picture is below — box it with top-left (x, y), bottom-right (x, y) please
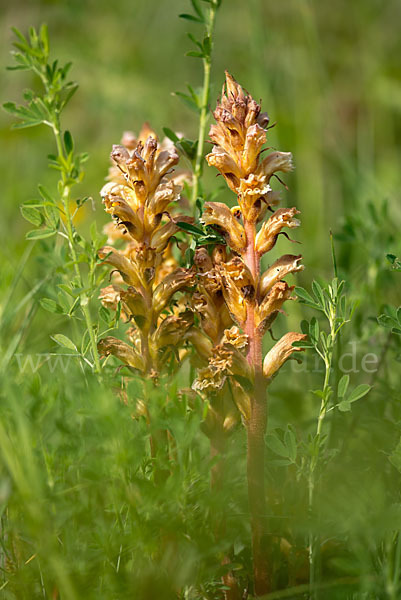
top-left (347, 384), bottom-right (371, 403)
top-left (44, 204), bottom-right (60, 229)
top-left (284, 427), bottom-right (297, 463)
top-left (186, 51), bottom-right (205, 58)
top-left (90, 221), bottom-right (100, 246)
top-left (266, 432), bottom-right (289, 459)
top-left (177, 138), bottom-right (197, 160)
top-left (26, 227), bottom-right (56, 240)
top-left (60, 82), bottom-right (79, 110)
top-left (99, 306), bottom-right (111, 325)
top-left (40, 298), bottom-right (62, 314)
top-left (202, 34), bottom-right (211, 56)
top-left (38, 184), bottom-right (55, 205)
top-left (39, 23), bottom-right (49, 55)
top-left (187, 33), bottom-right (203, 50)
top-left (51, 334), bottom-right (77, 352)
top-left (377, 314), bottom-right (396, 329)
top-left (338, 400), bottom-right (351, 412)
top-left (312, 280), bottom-right (324, 306)
top-left (300, 319), bottom-right (309, 334)
top-left (309, 317), bottom-right (319, 345)
top-left (3, 101), bottom-right (19, 115)
top-left (12, 119), bottom-right (44, 130)
top-left (176, 221), bottom-right (204, 236)
top-left (6, 64), bottom-right (30, 71)
top-left (11, 27), bottom-right (28, 45)
top-left (292, 340), bottom-right (313, 348)
top-left (294, 286), bottom-right (321, 309)
top-left (337, 374), bottom-right (349, 398)
top-left (162, 127), bottom-right (179, 143)
top-left (57, 292), bottom-right (70, 313)
top-left (173, 91), bottom-right (199, 113)
top-left (20, 205), bottom-right (42, 226)
top-left (64, 130), bottom-right (74, 154)
top-left (58, 283), bottom-right (77, 298)
top-left (387, 254), bottom-right (401, 270)
top-left (190, 0), bottom-right (204, 18)
top-left (179, 13), bottom-right (204, 23)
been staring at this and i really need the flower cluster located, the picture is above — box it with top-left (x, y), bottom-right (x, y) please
top-left (194, 72), bottom-right (306, 394)
top-left (97, 125), bottom-right (196, 377)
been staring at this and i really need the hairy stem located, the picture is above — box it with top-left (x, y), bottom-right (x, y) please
top-left (191, 1), bottom-right (218, 206)
top-left (243, 219), bottom-right (270, 596)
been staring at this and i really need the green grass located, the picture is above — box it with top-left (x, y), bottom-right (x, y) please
top-left (1, 0), bottom-right (401, 598)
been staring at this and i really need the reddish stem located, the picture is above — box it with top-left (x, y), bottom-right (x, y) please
top-left (243, 218), bottom-right (271, 596)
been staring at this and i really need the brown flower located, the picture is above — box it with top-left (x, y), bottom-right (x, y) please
top-left (98, 337), bottom-right (145, 372)
top-left (98, 125), bottom-right (197, 376)
top-left (152, 268), bottom-right (195, 315)
top-left (255, 207), bottom-right (300, 255)
top-left (201, 202), bottom-right (246, 252)
top-left (192, 327), bottom-right (251, 394)
top-left (259, 254), bottom-right (304, 297)
top-left (256, 281), bottom-right (295, 332)
top-left (206, 72), bottom-right (293, 222)
top-left (263, 332), bottom-right (307, 379)
top-left (98, 246), bottom-right (142, 288)
top-left (217, 258), bottom-right (255, 326)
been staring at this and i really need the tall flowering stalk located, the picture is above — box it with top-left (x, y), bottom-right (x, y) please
top-left (196, 72), bottom-right (306, 595)
top-left (97, 125), bottom-right (204, 474)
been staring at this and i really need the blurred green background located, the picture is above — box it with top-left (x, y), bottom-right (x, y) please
top-left (2, 0), bottom-right (401, 348)
top-left (1, 0), bottom-right (401, 598)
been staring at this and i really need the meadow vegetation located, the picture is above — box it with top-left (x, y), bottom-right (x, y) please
top-left (1, 1), bottom-right (401, 598)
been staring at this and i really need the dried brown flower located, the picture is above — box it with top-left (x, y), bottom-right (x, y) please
top-left (98, 125), bottom-right (195, 377)
top-left (263, 332), bottom-right (307, 380)
top-left (206, 71), bottom-right (294, 223)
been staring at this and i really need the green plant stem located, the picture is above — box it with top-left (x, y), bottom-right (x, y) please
top-left (191, 1), bottom-right (218, 206)
top-left (53, 122), bottom-right (102, 375)
top-left (392, 531), bottom-right (401, 598)
top-left (308, 313), bottom-right (335, 598)
top-left (385, 530), bottom-right (401, 600)
top-left (243, 219), bottom-right (271, 596)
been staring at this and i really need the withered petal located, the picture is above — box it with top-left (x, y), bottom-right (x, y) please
top-left (263, 332), bottom-right (307, 379)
